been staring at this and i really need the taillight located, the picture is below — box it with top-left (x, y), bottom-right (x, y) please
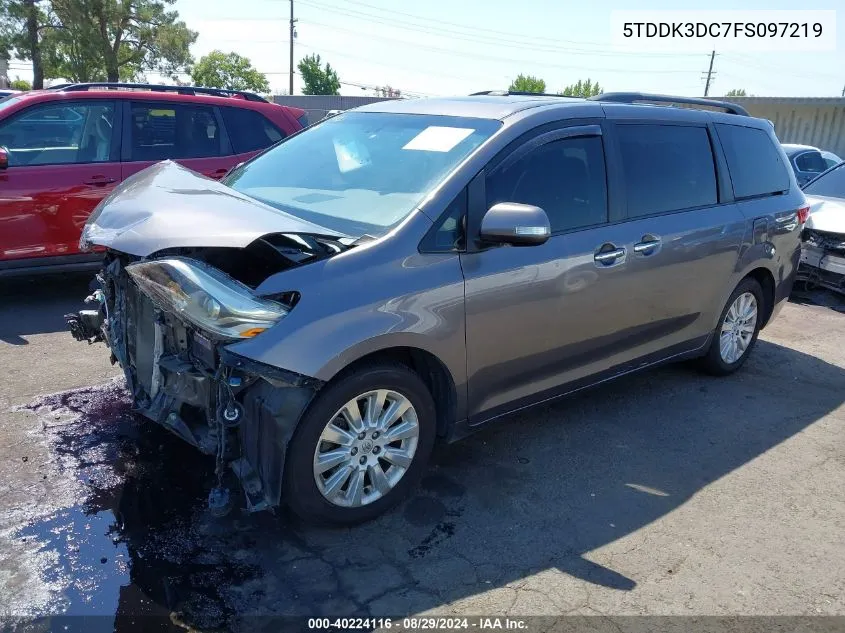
top-left (797, 206), bottom-right (810, 224)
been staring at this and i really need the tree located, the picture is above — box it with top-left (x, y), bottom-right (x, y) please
top-left (560, 78), bottom-right (602, 97)
top-left (10, 76), bottom-right (31, 90)
top-left (297, 53), bottom-right (340, 95)
top-left (190, 50), bottom-right (269, 92)
top-left (509, 74), bottom-right (545, 93)
top-left (47, 0), bottom-right (197, 83)
top-left (724, 88), bottom-right (747, 97)
top-left (0, 0), bottom-right (52, 88)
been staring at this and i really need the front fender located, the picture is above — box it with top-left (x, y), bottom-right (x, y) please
top-left (226, 250), bottom-right (468, 419)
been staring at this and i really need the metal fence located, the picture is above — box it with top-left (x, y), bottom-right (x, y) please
top-left (272, 95), bottom-right (398, 126)
top-left (720, 97), bottom-right (845, 156)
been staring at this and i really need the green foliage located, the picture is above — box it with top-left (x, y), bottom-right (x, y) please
top-left (724, 88), bottom-right (747, 97)
top-left (508, 74), bottom-right (545, 93)
top-left (560, 78), bottom-right (602, 97)
top-left (0, 0), bottom-right (54, 87)
top-left (1, 0), bottom-right (197, 84)
top-left (10, 76), bottom-right (31, 90)
top-left (297, 53), bottom-right (340, 95)
top-left (190, 50), bottom-right (269, 92)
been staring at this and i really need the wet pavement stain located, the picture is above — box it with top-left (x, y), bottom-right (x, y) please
top-left (2, 381), bottom-right (472, 631)
top-left (5, 381), bottom-right (262, 631)
top-left (407, 522), bottom-right (457, 560)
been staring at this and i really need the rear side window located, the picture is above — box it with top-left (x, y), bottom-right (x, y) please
top-left (487, 135), bottom-right (608, 233)
top-left (221, 107), bottom-right (285, 154)
top-left (795, 151), bottom-right (827, 174)
top-left (616, 124), bottom-right (717, 218)
top-left (716, 123), bottom-right (790, 199)
top-left (129, 103), bottom-right (221, 161)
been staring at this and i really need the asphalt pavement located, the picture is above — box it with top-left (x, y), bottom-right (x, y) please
top-left (0, 273), bottom-right (843, 632)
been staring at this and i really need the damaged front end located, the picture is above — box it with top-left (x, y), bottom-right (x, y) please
top-left (797, 195), bottom-right (845, 296)
top-left (70, 254), bottom-right (323, 514)
top-left (64, 161), bottom-right (352, 513)
top-left (797, 229), bottom-right (845, 295)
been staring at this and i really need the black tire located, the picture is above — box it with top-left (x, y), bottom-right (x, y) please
top-left (284, 362), bottom-right (436, 525)
top-left (699, 277), bottom-right (765, 376)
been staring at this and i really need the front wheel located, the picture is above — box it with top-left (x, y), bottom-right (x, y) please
top-left (284, 363), bottom-right (436, 525)
top-left (699, 277), bottom-right (764, 376)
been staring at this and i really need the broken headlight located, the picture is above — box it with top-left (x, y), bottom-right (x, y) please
top-left (126, 258), bottom-right (288, 339)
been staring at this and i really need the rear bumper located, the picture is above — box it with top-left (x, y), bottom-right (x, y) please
top-left (66, 257), bottom-right (323, 512)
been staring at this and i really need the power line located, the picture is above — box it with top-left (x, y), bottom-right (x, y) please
top-left (281, 0), bottom-right (701, 56)
top-left (298, 19), bottom-right (696, 74)
top-left (294, 0), bottom-right (700, 58)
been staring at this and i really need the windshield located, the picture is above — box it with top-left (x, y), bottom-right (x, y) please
top-left (803, 163), bottom-right (845, 199)
top-left (224, 111), bottom-right (501, 236)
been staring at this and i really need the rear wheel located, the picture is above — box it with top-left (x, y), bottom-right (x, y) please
top-left (699, 277), bottom-right (764, 376)
top-left (284, 363), bottom-right (436, 525)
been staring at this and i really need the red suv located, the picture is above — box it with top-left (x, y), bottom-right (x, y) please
top-left (0, 83), bottom-right (305, 277)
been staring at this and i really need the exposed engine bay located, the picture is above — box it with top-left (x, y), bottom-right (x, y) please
top-left (65, 232), bottom-right (354, 514)
top-left (797, 229), bottom-right (845, 297)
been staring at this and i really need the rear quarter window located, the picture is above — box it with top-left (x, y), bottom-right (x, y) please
top-left (716, 123), bottom-right (790, 199)
top-left (221, 107), bottom-right (286, 154)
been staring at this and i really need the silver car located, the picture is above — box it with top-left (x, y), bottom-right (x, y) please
top-left (68, 92), bottom-right (805, 524)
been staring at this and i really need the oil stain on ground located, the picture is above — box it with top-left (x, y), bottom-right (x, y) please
top-left (2, 381), bottom-right (472, 631)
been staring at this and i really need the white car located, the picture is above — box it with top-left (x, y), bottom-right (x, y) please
top-left (800, 163), bottom-right (845, 295)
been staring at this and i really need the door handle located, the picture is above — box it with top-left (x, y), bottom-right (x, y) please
top-left (594, 247), bottom-right (626, 264)
top-left (208, 168), bottom-right (229, 179)
top-left (84, 176), bottom-right (116, 186)
top-left (633, 238), bottom-right (661, 254)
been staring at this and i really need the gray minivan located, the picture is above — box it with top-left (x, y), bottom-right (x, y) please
top-left (69, 92), bottom-right (806, 524)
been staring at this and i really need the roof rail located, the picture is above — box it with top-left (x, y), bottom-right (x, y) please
top-left (54, 82), bottom-right (269, 103)
top-left (470, 90), bottom-right (577, 98)
top-left (590, 92), bottom-right (749, 116)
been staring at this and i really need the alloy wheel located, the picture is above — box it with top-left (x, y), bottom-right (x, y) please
top-left (719, 291), bottom-right (758, 364)
top-left (312, 389), bottom-right (420, 507)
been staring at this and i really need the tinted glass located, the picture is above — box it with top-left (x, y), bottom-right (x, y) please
top-left (716, 124), bottom-right (790, 199)
top-left (225, 112), bottom-right (500, 236)
top-left (129, 103), bottom-right (221, 161)
top-left (616, 124), bottom-right (717, 217)
top-left (421, 189), bottom-right (467, 252)
top-left (803, 163), bottom-right (845, 198)
top-left (0, 102), bottom-right (114, 167)
top-left (487, 135), bottom-right (608, 233)
top-left (795, 151), bottom-right (828, 174)
top-left (222, 107), bottom-right (285, 154)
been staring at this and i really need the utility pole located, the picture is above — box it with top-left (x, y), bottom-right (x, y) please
top-left (703, 50), bottom-right (715, 97)
top-left (289, 0), bottom-right (296, 95)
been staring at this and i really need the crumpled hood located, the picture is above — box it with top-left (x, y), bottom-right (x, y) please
top-left (805, 195), bottom-right (845, 234)
top-left (81, 160), bottom-right (344, 257)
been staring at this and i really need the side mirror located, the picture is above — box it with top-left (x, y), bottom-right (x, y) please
top-left (479, 202), bottom-right (551, 246)
top-left (0, 147), bottom-right (8, 170)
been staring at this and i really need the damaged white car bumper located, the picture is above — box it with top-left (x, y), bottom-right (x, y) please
top-left (798, 196), bottom-right (845, 295)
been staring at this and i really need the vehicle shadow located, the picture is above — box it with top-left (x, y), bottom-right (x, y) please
top-left (12, 338), bottom-right (844, 631)
top-left (789, 285), bottom-right (845, 313)
top-left (0, 274), bottom-right (95, 345)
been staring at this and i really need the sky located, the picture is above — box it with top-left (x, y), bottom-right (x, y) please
top-left (5, 0), bottom-right (844, 98)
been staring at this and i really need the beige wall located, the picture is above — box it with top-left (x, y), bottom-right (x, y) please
top-left (740, 102), bottom-right (845, 157)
